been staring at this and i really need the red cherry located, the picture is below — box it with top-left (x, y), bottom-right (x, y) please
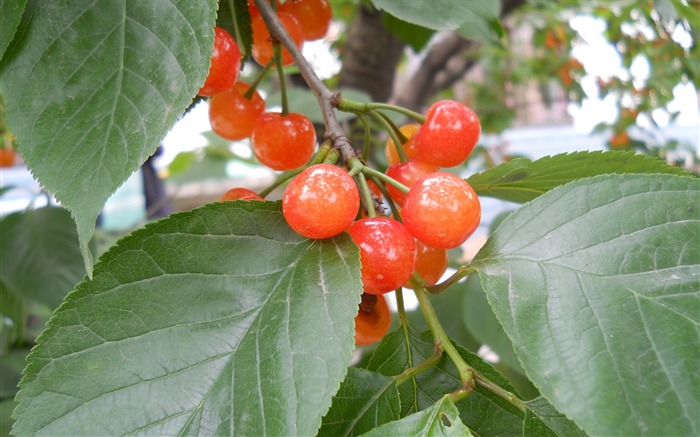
top-left (385, 159), bottom-right (438, 206)
top-left (251, 12), bottom-right (304, 66)
top-left (385, 124), bottom-right (421, 166)
top-left (0, 148), bottom-right (16, 167)
top-left (405, 241), bottom-right (448, 287)
top-left (279, 0), bottom-right (333, 41)
top-left (252, 112), bottom-right (316, 170)
top-left (347, 217), bottom-right (416, 295)
top-left (414, 100), bottom-right (481, 168)
top-left (283, 164), bottom-right (359, 239)
top-left (402, 172), bottom-right (481, 249)
top-left (209, 82), bottom-right (266, 141)
top-left (220, 187), bottom-right (265, 202)
top-left (247, 1), bottom-right (260, 21)
top-left (354, 293), bottom-right (391, 346)
top-left (198, 27), bottom-right (241, 97)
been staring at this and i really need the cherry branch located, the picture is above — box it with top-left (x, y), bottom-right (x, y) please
top-left (253, 0), bottom-right (357, 164)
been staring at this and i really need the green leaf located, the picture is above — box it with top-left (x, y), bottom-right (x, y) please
top-left (524, 397), bottom-right (586, 437)
top-left (0, 283), bottom-right (27, 348)
top-left (367, 328), bottom-right (524, 436)
top-left (0, 1), bottom-right (218, 273)
top-left (369, 0), bottom-right (499, 33)
top-left (0, 206), bottom-right (85, 309)
top-left (382, 14), bottom-right (435, 52)
top-left (216, 0), bottom-right (253, 60)
top-left (167, 151), bottom-right (197, 177)
top-left (0, 0), bottom-right (26, 60)
top-left (0, 349), bottom-right (29, 398)
top-left (319, 367), bottom-right (401, 436)
top-left (361, 396), bottom-right (473, 437)
top-left (0, 399), bottom-right (15, 437)
top-left (473, 174), bottom-right (700, 436)
top-left (12, 202), bottom-right (363, 436)
top-left (467, 151), bottom-right (690, 203)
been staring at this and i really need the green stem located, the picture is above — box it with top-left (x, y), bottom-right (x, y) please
top-left (395, 288), bottom-right (408, 326)
top-left (427, 265), bottom-right (475, 294)
top-left (358, 113), bottom-right (372, 159)
top-left (274, 43), bottom-right (289, 115)
top-left (361, 166), bottom-right (409, 193)
top-left (369, 110), bottom-right (408, 163)
top-left (337, 98), bottom-right (426, 124)
top-left (356, 171), bottom-right (376, 218)
top-left (244, 60), bottom-right (273, 99)
top-left (395, 347), bottom-right (443, 386)
top-left (369, 177), bottom-right (402, 222)
top-left (412, 283), bottom-right (474, 391)
top-left (258, 142), bottom-right (331, 197)
top-left (473, 372), bottom-right (527, 413)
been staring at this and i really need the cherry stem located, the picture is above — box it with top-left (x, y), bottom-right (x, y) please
top-left (369, 110), bottom-right (408, 163)
top-left (356, 172), bottom-right (376, 218)
top-left (427, 265), bottom-right (475, 294)
top-left (244, 60), bottom-right (273, 100)
top-left (357, 113), bottom-right (372, 159)
top-left (337, 98), bottom-right (426, 124)
top-left (258, 142), bottom-right (331, 197)
top-left (254, 0), bottom-right (357, 164)
top-left (360, 166), bottom-right (409, 193)
top-left (273, 43), bottom-right (289, 116)
top-left (395, 288), bottom-right (408, 326)
top-left (227, 0), bottom-right (246, 58)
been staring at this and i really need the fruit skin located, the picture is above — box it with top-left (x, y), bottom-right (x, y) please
top-left (385, 124), bottom-right (421, 166)
top-left (354, 293), bottom-right (391, 346)
top-left (0, 148), bottom-right (16, 167)
top-left (402, 172), bottom-right (481, 249)
top-left (414, 100), bottom-right (481, 168)
top-left (347, 217), bottom-right (417, 295)
top-left (252, 12), bottom-right (304, 66)
top-left (279, 0), bottom-right (333, 41)
top-left (385, 159), bottom-right (438, 206)
top-left (610, 131), bottom-right (630, 149)
top-left (283, 164), bottom-right (359, 239)
top-left (209, 82), bottom-right (265, 141)
top-left (252, 112), bottom-right (316, 171)
top-left (220, 187), bottom-right (264, 202)
top-left (405, 241), bottom-right (448, 288)
top-left (198, 27), bottom-right (241, 97)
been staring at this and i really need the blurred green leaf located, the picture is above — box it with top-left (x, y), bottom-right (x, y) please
top-left (524, 397), bottom-right (586, 437)
top-left (370, 0), bottom-right (500, 33)
top-left (0, 0), bottom-right (26, 60)
top-left (167, 151), bottom-right (197, 177)
top-left (382, 14), bottom-right (435, 51)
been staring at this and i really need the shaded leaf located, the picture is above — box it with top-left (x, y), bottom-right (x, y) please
top-left (361, 396), bottom-right (473, 437)
top-left (0, 399), bottom-right (15, 437)
top-left (216, 0), bottom-right (253, 60)
top-left (382, 14), bottom-right (434, 52)
top-left (0, 206), bottom-right (85, 309)
top-left (319, 367), bottom-right (401, 437)
top-left (369, 0), bottom-right (498, 33)
top-left (524, 397), bottom-right (586, 437)
top-left (13, 202), bottom-right (362, 436)
top-left (0, 283), bottom-right (27, 349)
top-left (0, 0), bottom-right (26, 60)
top-left (467, 151), bottom-right (689, 203)
top-left (0, 349), bottom-right (29, 398)
top-left (473, 174), bottom-right (700, 436)
top-left (0, 1), bottom-right (218, 272)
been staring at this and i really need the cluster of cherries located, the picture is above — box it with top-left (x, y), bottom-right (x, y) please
top-left (200, 1), bottom-right (481, 347)
top-left (200, 0), bottom-right (332, 171)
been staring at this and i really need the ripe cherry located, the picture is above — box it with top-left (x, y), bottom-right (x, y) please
top-left (405, 241), bottom-right (448, 288)
top-left (247, 1), bottom-right (260, 21)
top-left (220, 187), bottom-right (265, 202)
top-left (347, 217), bottom-right (416, 295)
top-left (209, 82), bottom-right (266, 141)
top-left (0, 148), bottom-right (16, 167)
top-left (385, 124), bottom-right (421, 166)
top-left (414, 100), bottom-right (481, 168)
top-left (283, 164), bottom-right (359, 239)
top-left (354, 293), bottom-right (391, 346)
top-left (279, 0), bottom-right (333, 41)
top-left (252, 112), bottom-right (316, 170)
top-left (402, 172), bottom-right (481, 249)
top-left (198, 27), bottom-right (241, 97)
top-left (251, 12), bottom-right (304, 66)
top-left (385, 159), bottom-right (438, 206)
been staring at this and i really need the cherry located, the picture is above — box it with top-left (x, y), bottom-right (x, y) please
top-left (354, 293), bottom-right (391, 346)
top-left (402, 172), bottom-right (481, 249)
top-left (346, 217), bottom-right (416, 295)
top-left (252, 112), bottom-right (316, 170)
top-left (209, 82), bottom-right (265, 141)
top-left (385, 159), bottom-right (438, 206)
top-left (247, 1), bottom-right (260, 21)
top-left (0, 148), bottom-right (16, 167)
top-left (385, 123), bottom-right (421, 166)
top-left (279, 0), bottom-right (333, 41)
top-left (283, 164), bottom-right (359, 239)
top-left (251, 12), bottom-right (304, 66)
top-left (405, 241), bottom-right (448, 287)
top-left (198, 27), bottom-right (241, 97)
top-left (220, 187), bottom-right (265, 202)
top-left (414, 100), bottom-right (481, 168)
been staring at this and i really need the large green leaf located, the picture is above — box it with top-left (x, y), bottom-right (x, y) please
top-left (473, 174), bottom-right (700, 436)
top-left (467, 151), bottom-right (689, 203)
top-left (361, 396), bottom-right (473, 437)
top-left (523, 397), bottom-right (585, 437)
top-left (0, 206), bottom-right (85, 309)
top-left (0, 0), bottom-right (26, 59)
top-left (319, 367), bottom-right (401, 437)
top-left (367, 328), bottom-right (524, 436)
top-left (12, 202), bottom-right (362, 436)
top-left (0, 1), bottom-right (217, 273)
top-left (369, 0), bottom-right (498, 33)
